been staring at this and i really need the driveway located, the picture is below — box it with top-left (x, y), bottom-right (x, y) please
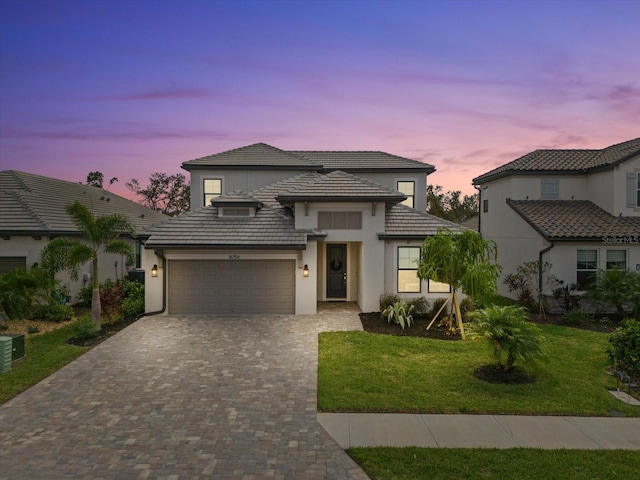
top-left (0, 306), bottom-right (369, 479)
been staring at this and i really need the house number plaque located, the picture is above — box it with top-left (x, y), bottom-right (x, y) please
top-left (229, 255), bottom-right (240, 260)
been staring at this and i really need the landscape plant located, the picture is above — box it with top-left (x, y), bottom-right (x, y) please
top-left (30, 303), bottom-right (74, 323)
top-left (504, 260), bottom-right (552, 316)
top-left (40, 201), bottom-right (135, 330)
top-left (379, 292), bottom-right (401, 312)
top-left (417, 228), bottom-right (502, 338)
top-left (588, 269), bottom-right (640, 319)
top-left (382, 301), bottom-right (415, 330)
top-left (466, 305), bottom-right (546, 373)
top-left (607, 319), bottom-right (640, 378)
top-left (406, 296), bottom-right (429, 315)
top-left (0, 266), bottom-right (50, 320)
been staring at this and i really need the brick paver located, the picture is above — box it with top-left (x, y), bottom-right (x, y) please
top-left (0, 304), bottom-right (369, 479)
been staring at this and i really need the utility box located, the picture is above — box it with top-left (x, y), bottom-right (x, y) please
top-left (127, 268), bottom-right (145, 285)
top-left (4, 334), bottom-right (25, 361)
top-left (0, 337), bottom-right (12, 373)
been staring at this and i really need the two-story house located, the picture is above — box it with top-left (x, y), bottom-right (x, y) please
top-left (472, 137), bottom-right (640, 299)
top-left (141, 143), bottom-right (463, 315)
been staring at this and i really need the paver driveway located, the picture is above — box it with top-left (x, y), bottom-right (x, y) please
top-left (0, 305), bottom-right (369, 479)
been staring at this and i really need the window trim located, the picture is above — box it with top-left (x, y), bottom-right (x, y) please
top-left (203, 177), bottom-right (223, 206)
top-left (576, 249), bottom-right (598, 290)
top-left (541, 177), bottom-right (559, 199)
top-left (397, 246), bottom-right (421, 293)
top-left (396, 180), bottom-right (415, 209)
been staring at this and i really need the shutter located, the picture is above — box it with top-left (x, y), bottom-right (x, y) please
top-left (627, 172), bottom-right (637, 208)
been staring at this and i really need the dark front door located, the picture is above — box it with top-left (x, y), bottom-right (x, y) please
top-left (326, 244), bottom-right (347, 298)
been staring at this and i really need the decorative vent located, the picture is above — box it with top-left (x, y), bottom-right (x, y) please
top-left (220, 207), bottom-right (252, 217)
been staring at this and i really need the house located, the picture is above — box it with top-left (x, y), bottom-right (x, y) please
top-left (141, 143), bottom-right (463, 315)
top-left (0, 170), bottom-right (168, 300)
top-left (472, 137), bottom-right (640, 300)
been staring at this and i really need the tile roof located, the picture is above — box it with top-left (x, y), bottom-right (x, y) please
top-left (473, 137), bottom-right (640, 184)
top-left (181, 143), bottom-right (434, 172)
top-left (380, 204), bottom-right (466, 238)
top-left (508, 199), bottom-right (640, 240)
top-left (289, 150), bottom-right (434, 172)
top-left (0, 170), bottom-right (168, 235)
top-left (143, 204), bottom-right (319, 249)
top-left (275, 171), bottom-right (406, 203)
top-left (182, 143), bottom-right (320, 170)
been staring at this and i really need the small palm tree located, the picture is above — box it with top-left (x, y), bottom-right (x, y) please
top-left (41, 201), bottom-right (135, 330)
top-left (467, 305), bottom-right (546, 372)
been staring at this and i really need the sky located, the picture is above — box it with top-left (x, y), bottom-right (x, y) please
top-left (1, 0), bottom-right (639, 199)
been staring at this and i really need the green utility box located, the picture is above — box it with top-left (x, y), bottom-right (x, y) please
top-left (0, 336), bottom-right (12, 373)
top-left (5, 334), bottom-right (25, 361)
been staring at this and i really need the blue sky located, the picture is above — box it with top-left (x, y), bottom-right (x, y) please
top-left (1, 0), bottom-right (639, 197)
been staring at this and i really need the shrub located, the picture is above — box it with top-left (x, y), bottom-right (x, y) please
top-left (75, 284), bottom-right (93, 307)
top-left (607, 319), bottom-right (640, 377)
top-left (467, 305), bottom-right (547, 372)
top-left (121, 278), bottom-right (144, 318)
top-left (407, 297), bottom-right (429, 315)
top-left (428, 297), bottom-right (449, 322)
top-left (27, 326), bottom-right (40, 334)
top-left (381, 301), bottom-right (415, 330)
top-left (460, 296), bottom-right (475, 318)
top-left (561, 308), bottom-right (587, 325)
top-left (504, 272), bottom-right (534, 307)
top-left (72, 317), bottom-right (98, 340)
top-left (588, 269), bottom-right (640, 319)
top-left (552, 280), bottom-right (579, 313)
top-left (379, 293), bottom-right (400, 312)
top-left (0, 266), bottom-right (50, 320)
top-left (30, 303), bottom-right (74, 322)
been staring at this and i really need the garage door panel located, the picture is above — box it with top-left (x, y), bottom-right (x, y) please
top-left (168, 260), bottom-right (295, 314)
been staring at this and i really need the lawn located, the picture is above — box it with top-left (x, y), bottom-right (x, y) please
top-left (347, 447), bottom-right (640, 480)
top-left (318, 324), bottom-right (640, 417)
top-left (0, 320), bottom-right (88, 404)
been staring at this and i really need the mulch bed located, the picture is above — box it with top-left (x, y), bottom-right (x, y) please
top-left (359, 312), bottom-right (461, 340)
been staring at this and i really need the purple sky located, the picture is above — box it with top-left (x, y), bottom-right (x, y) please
top-left (1, 0), bottom-right (639, 198)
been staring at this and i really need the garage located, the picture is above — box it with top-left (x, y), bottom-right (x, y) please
top-left (168, 259), bottom-right (295, 314)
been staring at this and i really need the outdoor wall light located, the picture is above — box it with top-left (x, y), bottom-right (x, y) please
top-left (302, 264), bottom-right (310, 277)
top-left (151, 264), bottom-right (158, 277)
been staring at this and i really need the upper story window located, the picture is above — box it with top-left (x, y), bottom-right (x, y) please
top-left (483, 199), bottom-right (489, 213)
top-left (626, 172), bottom-right (640, 208)
top-left (576, 249), bottom-right (598, 289)
top-left (541, 178), bottom-right (559, 199)
top-left (318, 212), bottom-right (362, 229)
top-left (204, 178), bottom-right (222, 206)
top-left (397, 181), bottom-right (415, 208)
top-left (637, 173), bottom-right (640, 207)
top-left (606, 250), bottom-right (627, 270)
top-left (397, 246), bottom-right (421, 293)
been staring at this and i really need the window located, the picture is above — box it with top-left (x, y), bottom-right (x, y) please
top-left (428, 280), bottom-right (451, 293)
top-left (203, 178), bottom-right (222, 206)
top-left (483, 199), bottom-right (489, 213)
top-left (541, 178), bottom-right (559, 199)
top-left (397, 181), bottom-right (415, 208)
top-left (637, 173), bottom-right (640, 207)
top-left (397, 247), bottom-right (421, 293)
top-left (318, 212), bottom-right (362, 229)
top-left (606, 250), bottom-right (627, 270)
top-left (576, 249), bottom-right (598, 289)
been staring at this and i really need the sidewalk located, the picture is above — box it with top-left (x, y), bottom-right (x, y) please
top-left (318, 413), bottom-right (640, 450)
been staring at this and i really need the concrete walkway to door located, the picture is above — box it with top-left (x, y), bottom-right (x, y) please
top-left (0, 304), bottom-right (369, 480)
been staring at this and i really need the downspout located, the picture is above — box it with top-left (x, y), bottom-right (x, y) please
top-left (473, 184), bottom-right (481, 232)
top-left (138, 249), bottom-right (166, 318)
top-left (538, 242), bottom-right (555, 296)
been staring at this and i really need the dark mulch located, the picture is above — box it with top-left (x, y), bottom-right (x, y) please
top-left (529, 313), bottom-right (620, 333)
top-left (359, 312), bottom-right (461, 340)
top-left (67, 315), bottom-right (139, 347)
top-left (473, 364), bottom-right (535, 384)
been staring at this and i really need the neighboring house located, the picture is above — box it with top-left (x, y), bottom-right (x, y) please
top-left (141, 143), bottom-right (463, 315)
top-left (0, 170), bottom-right (168, 300)
top-left (472, 137), bottom-right (640, 299)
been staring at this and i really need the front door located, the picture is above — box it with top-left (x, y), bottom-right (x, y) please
top-left (326, 244), bottom-right (347, 298)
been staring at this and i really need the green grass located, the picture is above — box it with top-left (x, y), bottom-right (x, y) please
top-left (347, 448), bottom-right (640, 480)
top-left (0, 320), bottom-right (88, 404)
top-left (318, 324), bottom-right (640, 416)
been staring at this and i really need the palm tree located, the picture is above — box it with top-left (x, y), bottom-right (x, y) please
top-left (41, 201), bottom-right (135, 330)
top-left (467, 305), bottom-right (546, 372)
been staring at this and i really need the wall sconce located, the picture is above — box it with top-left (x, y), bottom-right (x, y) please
top-left (302, 264), bottom-right (309, 277)
top-left (151, 264), bottom-right (158, 277)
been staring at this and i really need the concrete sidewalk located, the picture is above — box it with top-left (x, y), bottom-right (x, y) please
top-left (318, 413), bottom-right (640, 450)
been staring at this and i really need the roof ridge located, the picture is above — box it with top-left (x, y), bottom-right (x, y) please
top-left (323, 169), bottom-right (401, 193)
top-left (12, 189), bottom-right (51, 230)
top-left (4, 170), bottom-right (32, 192)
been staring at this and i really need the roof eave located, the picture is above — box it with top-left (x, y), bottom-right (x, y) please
top-left (473, 169), bottom-right (591, 185)
top-left (181, 163), bottom-right (321, 172)
top-left (143, 243), bottom-right (308, 250)
top-left (276, 195), bottom-right (406, 203)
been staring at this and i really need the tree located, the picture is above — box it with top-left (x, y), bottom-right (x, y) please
top-left (0, 266), bottom-right (50, 320)
top-left (85, 171), bottom-right (118, 190)
top-left (467, 305), bottom-right (546, 373)
top-left (427, 185), bottom-right (478, 223)
top-left (40, 201), bottom-right (135, 330)
top-left (417, 228), bottom-right (502, 339)
top-left (126, 172), bottom-right (190, 216)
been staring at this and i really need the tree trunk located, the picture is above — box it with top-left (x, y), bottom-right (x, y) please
top-left (91, 257), bottom-right (101, 330)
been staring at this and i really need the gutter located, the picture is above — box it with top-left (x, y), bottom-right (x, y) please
top-left (473, 184), bottom-right (481, 232)
top-left (538, 242), bottom-right (555, 296)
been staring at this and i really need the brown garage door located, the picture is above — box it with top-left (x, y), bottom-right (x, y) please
top-left (168, 259), bottom-right (295, 314)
